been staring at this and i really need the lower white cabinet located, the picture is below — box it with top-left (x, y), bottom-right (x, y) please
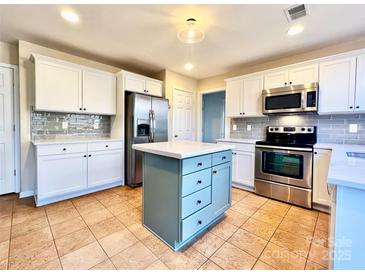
top-left (313, 148), bottom-right (332, 207)
top-left (34, 140), bottom-right (123, 206)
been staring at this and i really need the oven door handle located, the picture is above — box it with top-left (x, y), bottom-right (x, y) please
top-left (255, 144), bottom-right (313, 152)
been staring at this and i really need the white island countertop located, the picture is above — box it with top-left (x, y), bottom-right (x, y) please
top-left (315, 143), bottom-right (365, 190)
top-left (32, 137), bottom-right (123, 146)
top-left (133, 140), bottom-right (234, 159)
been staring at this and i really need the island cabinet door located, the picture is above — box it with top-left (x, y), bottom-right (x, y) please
top-left (211, 162), bottom-right (232, 218)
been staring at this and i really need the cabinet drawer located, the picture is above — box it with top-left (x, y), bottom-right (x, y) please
top-left (212, 150), bottom-right (231, 166)
top-left (88, 141), bottom-right (123, 152)
top-left (37, 143), bottom-right (87, 156)
top-left (181, 168), bottom-right (211, 197)
top-left (181, 204), bottom-right (213, 241)
top-left (181, 186), bottom-right (211, 219)
top-left (182, 154), bottom-right (212, 175)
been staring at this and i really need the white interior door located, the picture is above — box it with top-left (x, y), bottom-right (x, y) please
top-left (0, 67), bottom-right (15, 194)
top-left (173, 89), bottom-right (194, 141)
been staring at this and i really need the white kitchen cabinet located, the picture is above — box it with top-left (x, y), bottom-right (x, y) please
top-left (34, 57), bottom-right (83, 113)
top-left (313, 148), bottom-right (332, 207)
top-left (82, 70), bottom-right (116, 115)
top-left (289, 64), bottom-right (319, 85)
top-left (318, 56), bottom-right (357, 114)
top-left (124, 72), bottom-right (163, 97)
top-left (264, 70), bottom-right (289, 89)
top-left (225, 79), bottom-right (242, 117)
top-left (232, 150), bottom-right (255, 189)
top-left (87, 149), bottom-right (123, 187)
top-left (37, 152), bottom-right (88, 200)
top-left (355, 54), bottom-right (365, 112)
top-left (32, 54), bottom-right (117, 115)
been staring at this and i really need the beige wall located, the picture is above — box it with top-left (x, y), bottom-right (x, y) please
top-left (197, 37), bottom-right (365, 92)
top-left (0, 41), bottom-right (18, 65)
top-left (18, 40), bottom-right (122, 193)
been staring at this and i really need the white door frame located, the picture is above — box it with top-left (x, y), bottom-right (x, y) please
top-left (0, 62), bottom-right (20, 193)
top-left (172, 87), bottom-right (195, 141)
top-left (197, 87), bottom-right (229, 142)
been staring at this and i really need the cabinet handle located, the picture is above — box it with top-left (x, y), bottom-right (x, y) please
top-left (106, 145), bottom-right (109, 148)
top-left (197, 162), bottom-right (202, 167)
top-left (197, 200), bottom-right (202, 204)
top-left (63, 148), bottom-right (66, 151)
top-left (356, 106), bottom-right (360, 109)
top-left (79, 108), bottom-right (82, 110)
top-left (83, 108), bottom-right (86, 111)
top-left (284, 82), bottom-right (287, 85)
top-left (350, 106), bottom-right (353, 109)
top-left (242, 112), bottom-right (245, 115)
top-left (198, 220), bottom-right (202, 225)
top-left (84, 155), bottom-right (87, 158)
top-left (213, 170), bottom-right (217, 174)
top-left (89, 154), bottom-right (91, 157)
top-left (289, 81), bottom-right (292, 85)
top-left (197, 180), bottom-right (202, 184)
top-left (314, 152), bottom-right (318, 155)
top-left (222, 156), bottom-right (226, 160)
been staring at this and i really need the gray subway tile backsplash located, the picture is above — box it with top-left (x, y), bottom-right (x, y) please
top-left (31, 111), bottom-right (111, 140)
top-left (230, 114), bottom-right (365, 145)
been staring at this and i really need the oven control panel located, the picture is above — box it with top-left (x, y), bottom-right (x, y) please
top-left (268, 126), bottom-right (315, 134)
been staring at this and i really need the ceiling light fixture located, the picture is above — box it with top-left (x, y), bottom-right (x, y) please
top-left (287, 24), bottom-right (304, 36)
top-left (61, 10), bottom-right (80, 23)
top-left (184, 63), bottom-right (194, 71)
top-left (178, 18), bottom-right (204, 44)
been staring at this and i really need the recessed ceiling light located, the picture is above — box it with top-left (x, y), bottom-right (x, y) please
top-left (287, 24), bottom-right (304, 36)
top-left (178, 18), bottom-right (204, 44)
top-left (184, 63), bottom-right (194, 71)
top-left (61, 10), bottom-right (80, 23)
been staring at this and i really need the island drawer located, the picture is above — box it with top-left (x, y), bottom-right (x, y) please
top-left (212, 150), bottom-right (232, 166)
top-left (37, 143), bottom-right (87, 156)
top-left (181, 204), bottom-right (213, 241)
top-left (88, 141), bottom-right (123, 152)
top-left (181, 168), bottom-right (211, 197)
top-left (181, 186), bottom-right (212, 219)
top-left (182, 154), bottom-right (212, 175)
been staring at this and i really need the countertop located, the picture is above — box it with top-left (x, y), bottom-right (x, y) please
top-left (132, 140), bottom-right (234, 159)
top-left (32, 137), bottom-right (123, 146)
top-left (216, 138), bottom-right (262, 144)
top-left (315, 143), bottom-right (365, 191)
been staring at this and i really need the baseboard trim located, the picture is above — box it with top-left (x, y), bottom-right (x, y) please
top-left (19, 190), bottom-right (35, 198)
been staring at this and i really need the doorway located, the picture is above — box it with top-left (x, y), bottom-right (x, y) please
top-left (202, 91), bottom-right (225, 143)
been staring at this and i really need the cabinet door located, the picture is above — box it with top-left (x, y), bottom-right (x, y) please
top-left (211, 162), bottom-right (231, 217)
top-left (242, 75), bottom-right (264, 116)
top-left (313, 149), bottom-right (331, 206)
top-left (355, 54), bottom-right (365, 112)
top-left (88, 149), bottom-right (123, 187)
top-left (146, 80), bottom-right (163, 97)
top-left (225, 80), bottom-right (243, 117)
top-left (37, 153), bottom-right (87, 199)
top-left (264, 70), bottom-right (289, 89)
top-left (232, 151), bottom-right (255, 189)
top-left (319, 57), bottom-right (356, 114)
top-left (124, 73), bottom-right (146, 93)
top-left (289, 64), bottom-right (319, 85)
top-left (83, 70), bottom-right (116, 115)
top-left (35, 60), bottom-right (82, 112)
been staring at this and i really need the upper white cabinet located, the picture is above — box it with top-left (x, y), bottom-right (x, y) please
top-left (264, 64), bottom-right (318, 89)
top-left (34, 58), bottom-right (83, 113)
top-left (124, 72), bottom-right (163, 97)
top-left (318, 56), bottom-right (357, 114)
top-left (355, 54), bottom-right (365, 112)
top-left (313, 148), bottom-right (331, 207)
top-left (225, 74), bottom-right (264, 117)
top-left (32, 54), bottom-right (117, 115)
top-left (82, 70), bottom-right (116, 115)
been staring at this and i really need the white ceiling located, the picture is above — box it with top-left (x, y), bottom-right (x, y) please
top-left (1, 4), bottom-right (365, 79)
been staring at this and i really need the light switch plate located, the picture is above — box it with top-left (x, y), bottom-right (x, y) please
top-left (62, 121), bottom-right (68, 129)
top-left (349, 124), bottom-right (358, 133)
top-left (247, 124), bottom-right (252, 131)
top-left (232, 124), bottom-right (237, 131)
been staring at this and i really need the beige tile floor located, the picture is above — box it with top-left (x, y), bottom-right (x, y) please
top-left (0, 186), bottom-right (330, 270)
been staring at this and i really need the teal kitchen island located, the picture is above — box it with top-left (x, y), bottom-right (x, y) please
top-left (133, 140), bottom-right (233, 251)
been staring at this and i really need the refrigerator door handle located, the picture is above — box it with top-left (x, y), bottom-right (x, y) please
top-left (148, 110), bottom-right (153, 142)
top-left (151, 110), bottom-right (156, 142)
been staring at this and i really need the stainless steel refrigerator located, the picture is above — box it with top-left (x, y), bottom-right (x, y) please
top-left (125, 93), bottom-right (168, 187)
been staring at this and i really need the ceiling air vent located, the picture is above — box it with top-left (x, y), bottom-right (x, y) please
top-left (284, 4), bottom-right (309, 22)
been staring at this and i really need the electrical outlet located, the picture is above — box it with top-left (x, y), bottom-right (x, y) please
top-left (94, 119), bottom-right (100, 129)
top-left (62, 121), bottom-right (68, 129)
top-left (247, 124), bottom-right (252, 131)
top-left (232, 124), bottom-right (237, 131)
top-left (349, 124), bottom-right (358, 133)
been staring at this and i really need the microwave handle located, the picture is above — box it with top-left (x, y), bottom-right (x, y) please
top-left (301, 91), bottom-right (305, 109)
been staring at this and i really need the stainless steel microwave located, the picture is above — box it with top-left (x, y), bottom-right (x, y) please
top-left (262, 82), bottom-right (318, 115)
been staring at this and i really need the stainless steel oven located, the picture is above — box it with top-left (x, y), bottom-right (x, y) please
top-left (262, 82), bottom-right (318, 115)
